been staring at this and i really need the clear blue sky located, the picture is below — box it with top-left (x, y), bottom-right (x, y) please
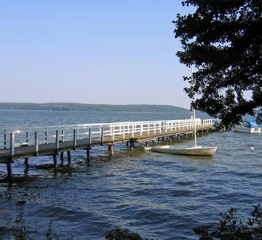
top-left (0, 0), bottom-right (194, 109)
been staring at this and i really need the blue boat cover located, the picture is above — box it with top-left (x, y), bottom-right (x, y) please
top-left (244, 119), bottom-right (260, 128)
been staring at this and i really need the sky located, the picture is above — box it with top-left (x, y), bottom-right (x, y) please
top-left (0, 0), bottom-right (194, 109)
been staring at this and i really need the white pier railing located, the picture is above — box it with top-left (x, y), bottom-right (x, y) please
top-left (0, 118), bottom-right (215, 150)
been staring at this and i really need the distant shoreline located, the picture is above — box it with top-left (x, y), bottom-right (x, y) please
top-left (0, 102), bottom-right (190, 113)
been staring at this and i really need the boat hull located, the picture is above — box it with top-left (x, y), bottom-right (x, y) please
top-left (234, 126), bottom-right (261, 134)
top-left (234, 120), bottom-right (261, 133)
top-left (150, 146), bottom-right (217, 156)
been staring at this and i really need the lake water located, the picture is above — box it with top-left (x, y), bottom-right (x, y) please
top-left (0, 110), bottom-right (261, 239)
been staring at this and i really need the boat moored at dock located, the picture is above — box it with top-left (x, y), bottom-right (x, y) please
top-left (234, 120), bottom-right (261, 134)
top-left (146, 145), bottom-right (217, 156)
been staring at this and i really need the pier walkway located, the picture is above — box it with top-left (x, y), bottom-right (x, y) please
top-left (0, 118), bottom-right (216, 177)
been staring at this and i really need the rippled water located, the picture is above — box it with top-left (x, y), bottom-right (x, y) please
top-left (0, 110), bottom-right (261, 239)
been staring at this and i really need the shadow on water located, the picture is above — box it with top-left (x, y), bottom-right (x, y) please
top-left (0, 175), bottom-right (36, 184)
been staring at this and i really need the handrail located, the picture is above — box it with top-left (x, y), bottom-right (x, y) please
top-left (0, 118), bottom-right (216, 150)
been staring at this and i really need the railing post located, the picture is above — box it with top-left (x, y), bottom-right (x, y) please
top-left (26, 129), bottom-right (29, 144)
top-left (61, 126), bottom-right (64, 142)
top-left (4, 130), bottom-right (7, 149)
top-left (56, 130), bottom-right (59, 151)
top-left (75, 125), bottom-right (78, 139)
top-left (10, 132), bottom-right (15, 159)
top-left (35, 132), bottom-right (38, 156)
top-left (112, 126), bottom-right (115, 142)
top-left (45, 128), bottom-right (48, 144)
top-left (73, 129), bottom-right (77, 148)
top-left (100, 127), bottom-right (104, 145)
top-left (122, 125), bottom-right (126, 139)
top-left (89, 128), bottom-right (92, 145)
top-left (140, 123), bottom-right (143, 136)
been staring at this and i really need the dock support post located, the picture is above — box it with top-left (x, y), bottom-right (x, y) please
top-left (24, 158), bottom-right (28, 165)
top-left (130, 140), bottom-right (134, 151)
top-left (108, 145), bottom-right (114, 156)
top-left (67, 151), bottom-right (71, 163)
top-left (86, 146), bottom-right (90, 162)
top-left (60, 152), bottom-right (64, 161)
top-left (53, 154), bottom-right (57, 169)
top-left (7, 161), bottom-right (12, 178)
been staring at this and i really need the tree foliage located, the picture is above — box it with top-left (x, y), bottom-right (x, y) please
top-left (173, 0), bottom-right (262, 127)
top-left (194, 205), bottom-right (262, 239)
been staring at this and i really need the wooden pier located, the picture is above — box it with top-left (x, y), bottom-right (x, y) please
top-left (0, 118), bottom-right (216, 178)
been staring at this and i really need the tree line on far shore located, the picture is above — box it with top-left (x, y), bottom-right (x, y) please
top-left (0, 102), bottom-right (189, 113)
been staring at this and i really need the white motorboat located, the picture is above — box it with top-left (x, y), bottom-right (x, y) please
top-left (234, 120), bottom-right (261, 134)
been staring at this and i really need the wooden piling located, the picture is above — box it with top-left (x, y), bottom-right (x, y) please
top-left (67, 151), bottom-right (71, 163)
top-left (53, 154), bottom-right (57, 169)
top-left (130, 140), bottom-right (134, 151)
top-left (60, 152), bottom-right (64, 161)
top-left (108, 145), bottom-right (114, 156)
top-left (7, 161), bottom-right (12, 178)
top-left (86, 147), bottom-right (90, 161)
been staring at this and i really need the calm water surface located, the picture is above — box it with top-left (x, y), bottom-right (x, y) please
top-left (0, 110), bottom-right (261, 239)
